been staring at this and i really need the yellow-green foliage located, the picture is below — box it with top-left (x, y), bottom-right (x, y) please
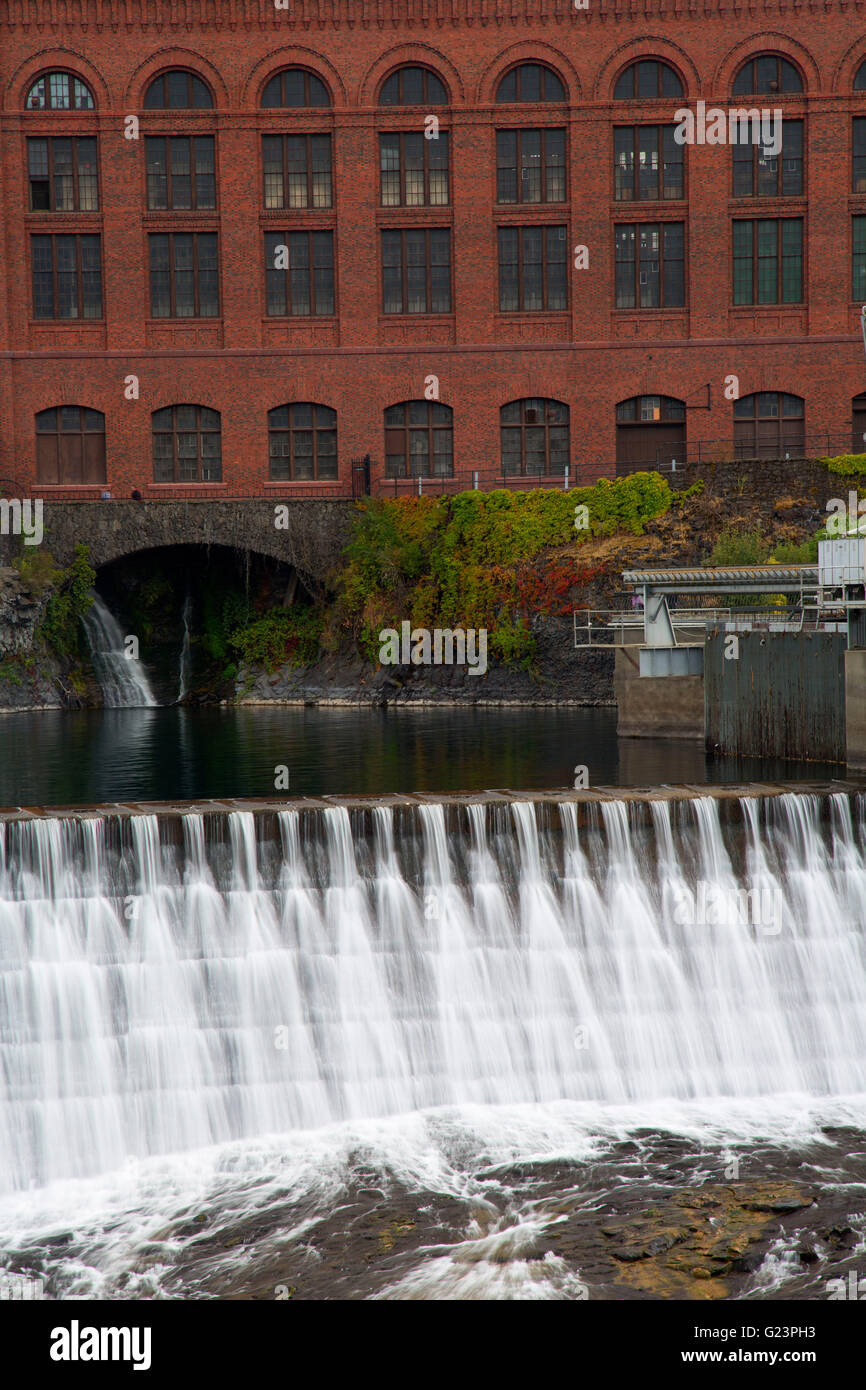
top-left (334, 474), bottom-right (673, 665)
top-left (821, 453), bottom-right (866, 475)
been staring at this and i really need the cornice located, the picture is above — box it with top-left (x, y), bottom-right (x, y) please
top-left (1, 0), bottom-right (863, 34)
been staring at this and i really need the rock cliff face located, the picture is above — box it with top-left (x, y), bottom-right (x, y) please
top-left (236, 614), bottom-right (616, 706)
top-left (0, 569), bottom-right (65, 710)
top-left (0, 568), bottom-right (49, 655)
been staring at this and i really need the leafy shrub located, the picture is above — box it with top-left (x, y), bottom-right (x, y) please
top-left (704, 527), bottom-right (770, 567)
top-left (334, 477), bottom-right (671, 663)
top-left (228, 605), bottom-right (323, 672)
top-left (13, 548), bottom-right (61, 595)
top-left (771, 536), bottom-right (820, 564)
top-left (821, 454), bottom-right (866, 475)
top-left (37, 545), bottom-right (95, 656)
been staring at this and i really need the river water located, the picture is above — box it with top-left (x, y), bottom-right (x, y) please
top-left (2, 787), bottom-right (866, 1301)
top-left (0, 705), bottom-right (845, 808)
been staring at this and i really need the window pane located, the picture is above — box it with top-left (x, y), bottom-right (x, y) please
top-left (638, 127), bottom-right (659, 200)
top-left (662, 126), bottom-right (683, 199)
top-left (497, 130), bottom-right (517, 203)
top-left (614, 127), bottom-right (633, 200)
top-left (167, 71), bottom-right (188, 108)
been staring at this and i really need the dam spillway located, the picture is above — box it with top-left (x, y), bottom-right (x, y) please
top-left (3, 785), bottom-right (866, 1197)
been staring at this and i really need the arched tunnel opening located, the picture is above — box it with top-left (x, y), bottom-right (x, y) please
top-left (89, 544), bottom-right (303, 706)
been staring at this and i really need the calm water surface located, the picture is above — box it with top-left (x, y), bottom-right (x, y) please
top-left (0, 705), bottom-right (845, 807)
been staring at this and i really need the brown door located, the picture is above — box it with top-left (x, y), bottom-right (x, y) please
top-left (616, 423), bottom-right (685, 474)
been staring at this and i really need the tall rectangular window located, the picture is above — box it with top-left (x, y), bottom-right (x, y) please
top-left (381, 229), bottom-right (451, 314)
top-left (27, 138), bottom-right (99, 211)
top-left (262, 135), bottom-right (332, 209)
top-left (496, 129), bottom-right (565, 204)
top-left (732, 120), bottom-right (802, 197)
top-left (613, 127), bottom-right (683, 202)
top-left (379, 133), bottom-right (448, 206)
top-left (149, 232), bottom-right (219, 317)
top-left (732, 218), bottom-right (802, 304)
top-left (146, 137), bottom-right (215, 210)
top-left (854, 217), bottom-right (866, 300)
top-left (265, 231), bottom-right (334, 316)
top-left (498, 225), bottom-right (567, 311)
top-left (31, 234), bottom-right (102, 318)
top-left (614, 223), bottom-right (684, 308)
top-left (854, 119), bottom-right (866, 194)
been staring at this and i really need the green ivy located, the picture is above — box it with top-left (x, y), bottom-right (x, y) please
top-left (821, 453), bottom-right (866, 475)
top-left (34, 545), bottom-right (96, 656)
top-left (333, 475), bottom-right (673, 663)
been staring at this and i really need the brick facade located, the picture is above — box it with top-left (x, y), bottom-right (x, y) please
top-left (0, 0), bottom-right (865, 499)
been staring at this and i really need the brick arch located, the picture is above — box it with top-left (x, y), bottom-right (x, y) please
top-left (832, 39), bottom-right (866, 94)
top-left (383, 393), bottom-right (454, 410)
top-left (124, 48), bottom-right (230, 109)
top-left (714, 34), bottom-right (820, 97)
top-left (594, 38), bottom-right (698, 102)
top-left (4, 47), bottom-right (110, 112)
top-left (243, 48), bottom-right (347, 108)
top-left (477, 43), bottom-right (579, 105)
top-left (359, 45), bottom-right (464, 107)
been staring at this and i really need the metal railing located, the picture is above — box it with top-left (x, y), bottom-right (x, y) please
top-left (6, 432), bottom-right (865, 504)
top-left (573, 603), bottom-right (837, 649)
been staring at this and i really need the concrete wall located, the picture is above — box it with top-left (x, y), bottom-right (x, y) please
top-left (614, 647), bottom-right (704, 741)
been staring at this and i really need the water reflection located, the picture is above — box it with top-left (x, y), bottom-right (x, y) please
top-left (0, 705), bottom-right (846, 809)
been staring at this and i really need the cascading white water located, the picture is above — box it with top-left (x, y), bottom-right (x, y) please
top-left (177, 593), bottom-right (193, 703)
top-left (82, 593), bottom-right (157, 708)
top-left (2, 791), bottom-right (866, 1195)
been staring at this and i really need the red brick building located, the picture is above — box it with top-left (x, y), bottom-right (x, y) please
top-left (1, 0), bottom-right (866, 499)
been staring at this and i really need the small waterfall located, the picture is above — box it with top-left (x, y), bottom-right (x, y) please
top-left (177, 593), bottom-right (193, 703)
top-left (82, 593), bottom-right (156, 708)
top-left (2, 791), bottom-right (866, 1193)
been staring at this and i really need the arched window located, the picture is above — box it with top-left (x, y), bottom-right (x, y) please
top-left (268, 404), bottom-right (337, 481)
top-left (855, 61), bottom-right (866, 90)
top-left (379, 66), bottom-right (448, 107)
top-left (152, 405), bottom-right (221, 483)
top-left (613, 61), bottom-right (683, 100)
top-left (25, 71), bottom-right (94, 110)
top-left (501, 398), bottom-right (569, 476)
top-left (732, 56), bottom-right (803, 96)
top-left (733, 392), bottom-right (804, 459)
top-left (852, 393), bottom-right (866, 454)
top-left (144, 70), bottom-right (214, 110)
top-left (496, 63), bottom-right (565, 104)
top-left (35, 406), bottom-right (105, 485)
top-left (261, 68), bottom-right (331, 108)
top-left (615, 396), bottom-right (685, 472)
top-left (384, 402), bottom-right (453, 478)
